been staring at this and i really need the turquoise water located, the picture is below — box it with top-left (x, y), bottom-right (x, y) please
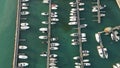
top-left (1, 0), bottom-right (120, 68)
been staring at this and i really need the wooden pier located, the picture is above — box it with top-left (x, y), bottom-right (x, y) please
top-left (97, 0), bottom-right (101, 23)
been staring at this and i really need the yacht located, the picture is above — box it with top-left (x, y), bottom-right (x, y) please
top-left (79, 3), bottom-right (85, 6)
top-left (95, 33), bottom-right (100, 43)
top-left (79, 8), bottom-right (85, 11)
top-left (49, 66), bottom-right (58, 68)
top-left (39, 28), bottom-right (48, 32)
top-left (97, 46), bottom-right (104, 58)
top-left (81, 33), bottom-right (86, 38)
top-left (21, 11), bottom-right (30, 15)
top-left (50, 43), bottom-right (60, 46)
top-left (18, 54), bottom-right (28, 59)
top-left (43, 0), bottom-right (49, 3)
top-left (69, 2), bottom-right (76, 5)
top-left (22, 3), bottom-right (29, 7)
top-left (68, 22), bottom-right (77, 25)
top-left (39, 36), bottom-right (48, 39)
top-left (116, 63), bottom-right (120, 67)
top-left (69, 18), bottom-right (77, 21)
top-left (113, 65), bottom-right (118, 68)
top-left (50, 47), bottom-right (58, 50)
top-left (19, 45), bottom-right (27, 49)
top-left (18, 62), bottom-right (29, 67)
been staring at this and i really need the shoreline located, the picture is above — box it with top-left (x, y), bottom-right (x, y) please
top-left (116, 0), bottom-right (120, 8)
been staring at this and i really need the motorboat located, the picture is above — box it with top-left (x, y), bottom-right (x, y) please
top-left (116, 63), bottom-right (120, 67)
top-left (51, 18), bottom-right (59, 21)
top-left (50, 43), bottom-right (60, 46)
top-left (83, 59), bottom-right (89, 62)
top-left (19, 45), bottom-right (27, 49)
top-left (43, 0), bottom-right (49, 3)
top-left (21, 23), bottom-right (29, 26)
top-left (18, 62), bottom-right (29, 67)
top-left (41, 21), bottom-right (56, 25)
top-left (79, 8), bottom-right (84, 11)
top-left (41, 12), bottom-right (48, 16)
top-left (40, 52), bottom-right (47, 57)
top-left (70, 33), bottom-right (78, 37)
top-left (92, 7), bottom-right (98, 12)
top-left (97, 46), bottom-right (104, 58)
top-left (21, 26), bottom-right (30, 30)
top-left (50, 38), bottom-right (58, 41)
top-left (75, 62), bottom-right (81, 66)
top-left (81, 39), bottom-right (87, 42)
top-left (103, 48), bottom-right (108, 59)
top-left (49, 66), bottom-right (58, 68)
top-left (82, 50), bottom-right (89, 54)
top-left (100, 14), bottom-right (106, 17)
top-left (50, 54), bottom-right (58, 58)
top-left (83, 53), bottom-right (89, 57)
top-left (49, 63), bottom-right (56, 66)
top-left (21, 0), bottom-right (29, 2)
top-left (80, 24), bottom-right (88, 28)
top-left (111, 31), bottom-right (120, 42)
top-left (21, 11), bottom-right (30, 15)
top-left (18, 54), bottom-right (28, 59)
top-left (21, 6), bottom-right (28, 10)
top-left (71, 39), bottom-right (78, 42)
top-left (81, 33), bottom-right (86, 38)
top-left (39, 36), bottom-right (48, 39)
top-left (69, 2), bottom-right (76, 5)
top-left (68, 22), bottom-right (77, 25)
top-left (95, 33), bottom-right (100, 43)
top-left (50, 47), bottom-right (58, 50)
top-left (71, 42), bottom-right (78, 45)
top-left (51, 4), bottom-right (58, 10)
top-left (75, 65), bottom-right (81, 68)
top-left (70, 12), bottom-right (76, 16)
top-left (69, 18), bottom-right (76, 21)
top-left (69, 16), bottom-right (76, 19)
top-left (73, 56), bottom-right (80, 60)
top-left (84, 63), bottom-right (91, 66)
top-left (113, 65), bottom-right (118, 68)
top-left (79, 3), bottom-right (85, 6)
top-left (39, 28), bottom-right (48, 32)
top-left (50, 58), bottom-right (57, 61)
top-left (22, 3), bottom-right (29, 6)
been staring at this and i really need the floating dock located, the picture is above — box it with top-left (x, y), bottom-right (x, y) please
top-left (97, 0), bottom-right (101, 23)
top-left (76, 0), bottom-right (84, 68)
top-left (12, 0), bottom-right (21, 68)
top-left (47, 0), bottom-right (52, 68)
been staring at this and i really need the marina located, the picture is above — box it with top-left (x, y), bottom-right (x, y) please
top-left (1, 0), bottom-right (120, 68)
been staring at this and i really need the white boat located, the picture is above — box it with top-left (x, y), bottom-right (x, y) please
top-left (40, 53), bottom-right (47, 57)
top-left (71, 42), bottom-right (78, 45)
top-left (41, 21), bottom-right (56, 25)
top-left (73, 56), bottom-right (80, 60)
top-left (50, 54), bottom-right (58, 58)
top-left (69, 2), bottom-right (76, 5)
top-left (69, 18), bottom-right (76, 21)
top-left (21, 6), bottom-right (28, 10)
top-left (18, 55), bottom-right (28, 59)
top-left (79, 3), bottom-right (85, 6)
top-left (41, 12), bottom-right (48, 16)
top-left (50, 43), bottom-right (60, 46)
top-left (97, 46), bottom-right (104, 58)
top-left (111, 33), bottom-right (114, 40)
top-left (83, 59), bottom-right (89, 62)
top-left (116, 63), bottom-right (120, 67)
top-left (50, 58), bottom-right (57, 61)
top-left (81, 33), bottom-right (86, 38)
top-left (51, 18), bottom-right (59, 21)
top-left (83, 53), bottom-right (89, 57)
top-left (49, 63), bottom-right (56, 66)
top-left (70, 33), bottom-right (78, 37)
top-left (50, 47), bottom-right (58, 50)
top-left (50, 38), bottom-right (58, 41)
top-left (95, 33), bottom-right (100, 43)
top-left (81, 39), bottom-right (87, 43)
top-left (75, 62), bottom-right (81, 66)
top-left (68, 22), bottom-right (77, 25)
top-left (21, 0), bottom-right (29, 2)
top-left (39, 36), bottom-right (48, 39)
top-left (103, 48), bottom-right (108, 59)
top-left (43, 0), bottom-right (49, 3)
top-left (49, 66), bottom-right (58, 68)
top-left (18, 62), bottom-right (29, 67)
top-left (39, 28), bottom-right (48, 32)
top-left (51, 4), bottom-right (58, 10)
top-left (80, 24), bottom-right (88, 28)
top-left (113, 65), bottom-right (118, 68)
top-left (19, 46), bottom-right (27, 49)
top-left (75, 65), bottom-right (81, 68)
top-left (21, 11), bottom-right (30, 15)
top-left (21, 23), bottom-right (29, 26)
top-left (82, 50), bottom-right (89, 54)
top-left (21, 26), bottom-right (30, 30)
top-left (22, 3), bottom-right (29, 6)
top-left (79, 8), bottom-right (84, 11)
top-left (84, 63), bottom-right (91, 66)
